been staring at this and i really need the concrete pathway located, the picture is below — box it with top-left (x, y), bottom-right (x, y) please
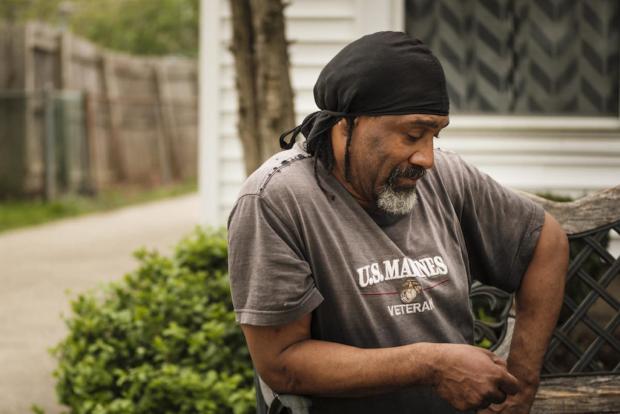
top-left (0, 194), bottom-right (201, 414)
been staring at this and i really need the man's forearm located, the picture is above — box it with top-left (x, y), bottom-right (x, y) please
top-left (245, 315), bottom-right (520, 411)
top-left (275, 339), bottom-right (437, 397)
top-left (506, 213), bottom-right (568, 396)
top-left (244, 313), bottom-right (439, 397)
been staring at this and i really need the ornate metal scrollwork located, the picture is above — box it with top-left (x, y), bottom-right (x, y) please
top-left (470, 281), bottom-right (514, 352)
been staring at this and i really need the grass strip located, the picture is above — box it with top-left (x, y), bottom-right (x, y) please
top-left (0, 180), bottom-right (197, 233)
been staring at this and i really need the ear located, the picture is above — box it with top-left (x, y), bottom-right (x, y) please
top-left (330, 118), bottom-right (348, 159)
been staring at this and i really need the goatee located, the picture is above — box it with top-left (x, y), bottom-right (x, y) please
top-left (376, 166), bottom-right (425, 215)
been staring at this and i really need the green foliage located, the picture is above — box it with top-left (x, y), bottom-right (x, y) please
top-left (31, 404), bottom-right (46, 414)
top-left (0, 0), bottom-right (199, 57)
top-left (0, 0), bottom-right (64, 24)
top-left (53, 228), bottom-right (255, 414)
top-left (535, 192), bottom-right (573, 203)
top-left (69, 0), bottom-right (199, 57)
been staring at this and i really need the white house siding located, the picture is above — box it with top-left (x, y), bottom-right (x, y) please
top-left (199, 0), bottom-right (620, 227)
top-left (200, 0), bottom-right (404, 226)
top-left (438, 116), bottom-right (620, 197)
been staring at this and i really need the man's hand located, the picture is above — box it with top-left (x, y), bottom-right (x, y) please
top-left (476, 382), bottom-right (537, 414)
top-left (432, 344), bottom-right (520, 411)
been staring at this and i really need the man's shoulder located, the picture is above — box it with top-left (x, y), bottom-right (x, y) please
top-left (433, 147), bottom-right (463, 167)
top-left (236, 144), bottom-right (317, 200)
top-left (422, 148), bottom-right (477, 206)
top-left (229, 145), bottom-right (320, 228)
top-left (430, 147), bottom-right (473, 179)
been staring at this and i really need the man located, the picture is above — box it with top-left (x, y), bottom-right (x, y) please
top-left (227, 31), bottom-right (568, 413)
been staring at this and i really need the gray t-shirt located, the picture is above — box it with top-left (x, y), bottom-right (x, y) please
top-left (227, 143), bottom-right (544, 413)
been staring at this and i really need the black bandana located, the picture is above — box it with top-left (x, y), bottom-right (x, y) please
top-left (280, 31), bottom-right (450, 149)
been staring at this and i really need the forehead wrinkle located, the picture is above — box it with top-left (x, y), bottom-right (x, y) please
top-left (399, 117), bottom-right (450, 131)
top-left (406, 119), bottom-right (439, 128)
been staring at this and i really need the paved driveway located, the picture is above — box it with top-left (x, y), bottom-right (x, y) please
top-left (0, 194), bottom-right (201, 414)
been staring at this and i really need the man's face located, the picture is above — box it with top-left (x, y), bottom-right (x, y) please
top-left (331, 113), bottom-right (449, 214)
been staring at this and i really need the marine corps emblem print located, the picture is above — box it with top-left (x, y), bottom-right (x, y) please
top-left (400, 279), bottom-right (423, 304)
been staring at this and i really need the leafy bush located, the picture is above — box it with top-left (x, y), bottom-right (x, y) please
top-left (53, 228), bottom-right (255, 414)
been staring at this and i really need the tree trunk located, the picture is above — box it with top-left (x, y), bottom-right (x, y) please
top-left (229, 0), bottom-right (295, 176)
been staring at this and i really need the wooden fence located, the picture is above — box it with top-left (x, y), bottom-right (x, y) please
top-left (0, 22), bottom-right (198, 198)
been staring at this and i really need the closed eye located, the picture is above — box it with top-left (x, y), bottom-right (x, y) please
top-left (407, 133), bottom-right (440, 141)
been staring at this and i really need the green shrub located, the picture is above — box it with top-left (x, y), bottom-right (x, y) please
top-left (53, 228), bottom-right (255, 414)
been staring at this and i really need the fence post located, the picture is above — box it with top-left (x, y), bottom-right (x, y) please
top-left (43, 86), bottom-right (57, 200)
top-left (83, 91), bottom-right (97, 194)
top-left (21, 23), bottom-right (40, 196)
top-left (154, 64), bottom-right (178, 181)
top-left (59, 30), bottom-right (72, 90)
top-left (101, 54), bottom-right (125, 181)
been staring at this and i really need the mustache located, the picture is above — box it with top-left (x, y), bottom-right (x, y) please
top-left (386, 165), bottom-right (426, 185)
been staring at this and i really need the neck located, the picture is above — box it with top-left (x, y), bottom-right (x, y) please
top-left (330, 164), bottom-right (374, 209)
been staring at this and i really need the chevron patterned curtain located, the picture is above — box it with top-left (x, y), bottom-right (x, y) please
top-left (405, 0), bottom-right (619, 116)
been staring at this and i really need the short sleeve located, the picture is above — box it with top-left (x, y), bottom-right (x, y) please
top-left (437, 151), bottom-right (545, 292)
top-left (227, 194), bottom-right (323, 326)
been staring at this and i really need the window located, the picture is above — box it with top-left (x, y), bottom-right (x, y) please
top-left (405, 0), bottom-right (619, 116)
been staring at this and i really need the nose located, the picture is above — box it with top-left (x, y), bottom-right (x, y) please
top-left (408, 136), bottom-right (434, 170)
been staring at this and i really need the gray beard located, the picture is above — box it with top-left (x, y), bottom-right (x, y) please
top-left (376, 185), bottom-right (418, 215)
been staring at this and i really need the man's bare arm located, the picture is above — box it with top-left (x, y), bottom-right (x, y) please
top-left (481, 212), bottom-right (569, 413)
top-left (242, 314), bottom-right (520, 411)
